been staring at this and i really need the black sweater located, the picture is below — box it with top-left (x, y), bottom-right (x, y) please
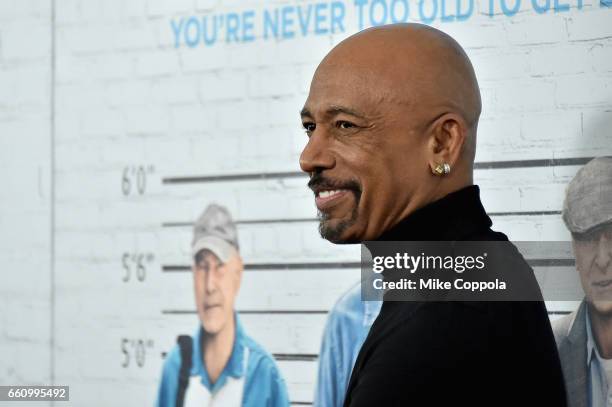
top-left (343, 185), bottom-right (568, 407)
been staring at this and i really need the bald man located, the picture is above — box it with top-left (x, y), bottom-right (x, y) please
top-left (300, 24), bottom-right (567, 406)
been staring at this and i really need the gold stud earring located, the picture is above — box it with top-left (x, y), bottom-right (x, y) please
top-left (432, 163), bottom-right (451, 176)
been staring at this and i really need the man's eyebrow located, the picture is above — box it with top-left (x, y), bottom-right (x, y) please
top-left (299, 105), bottom-right (367, 119)
top-left (327, 105), bottom-right (367, 119)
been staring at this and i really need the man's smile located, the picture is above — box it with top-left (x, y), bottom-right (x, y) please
top-left (315, 189), bottom-right (352, 211)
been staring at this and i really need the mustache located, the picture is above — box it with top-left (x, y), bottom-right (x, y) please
top-left (308, 171), bottom-right (362, 195)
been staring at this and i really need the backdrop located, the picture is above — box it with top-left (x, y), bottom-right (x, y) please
top-left (1, 0), bottom-right (611, 405)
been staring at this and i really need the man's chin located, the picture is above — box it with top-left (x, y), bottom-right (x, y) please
top-left (319, 217), bottom-right (359, 244)
top-left (199, 314), bottom-right (225, 335)
top-left (201, 322), bottom-right (223, 336)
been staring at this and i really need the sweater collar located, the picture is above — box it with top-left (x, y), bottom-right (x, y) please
top-left (376, 185), bottom-right (492, 241)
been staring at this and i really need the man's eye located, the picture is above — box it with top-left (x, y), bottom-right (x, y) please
top-left (302, 122), bottom-right (316, 132)
top-left (337, 121), bottom-right (356, 129)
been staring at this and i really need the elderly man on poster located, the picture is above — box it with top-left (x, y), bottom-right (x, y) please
top-left (156, 204), bottom-right (289, 407)
top-left (554, 157), bottom-right (612, 407)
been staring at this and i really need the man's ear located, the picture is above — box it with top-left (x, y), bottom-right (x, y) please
top-left (426, 113), bottom-right (467, 173)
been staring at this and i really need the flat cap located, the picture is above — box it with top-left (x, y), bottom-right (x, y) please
top-left (562, 157), bottom-right (612, 234)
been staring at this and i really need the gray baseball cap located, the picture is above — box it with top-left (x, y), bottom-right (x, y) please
top-left (562, 157), bottom-right (612, 234)
top-left (192, 204), bottom-right (239, 262)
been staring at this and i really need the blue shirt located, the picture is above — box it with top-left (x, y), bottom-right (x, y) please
top-left (156, 314), bottom-right (289, 407)
top-left (586, 307), bottom-right (612, 407)
top-left (314, 282), bottom-right (382, 407)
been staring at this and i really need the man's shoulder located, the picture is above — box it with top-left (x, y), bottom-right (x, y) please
top-left (161, 331), bottom-right (200, 373)
top-left (377, 300), bottom-right (549, 345)
top-left (370, 302), bottom-right (490, 347)
top-left (241, 333), bottom-right (289, 399)
top-left (328, 282), bottom-right (366, 323)
top-left (159, 342), bottom-right (183, 382)
top-left (164, 342), bottom-right (183, 368)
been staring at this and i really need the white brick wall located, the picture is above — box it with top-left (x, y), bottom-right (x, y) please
top-left (1, 0), bottom-right (611, 406)
top-left (0, 0), bottom-right (52, 393)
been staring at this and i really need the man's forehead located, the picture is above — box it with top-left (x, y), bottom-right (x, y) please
top-left (311, 61), bottom-right (393, 92)
top-left (303, 65), bottom-right (391, 118)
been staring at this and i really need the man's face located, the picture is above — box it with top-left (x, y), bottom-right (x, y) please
top-left (299, 63), bottom-right (433, 243)
top-left (573, 224), bottom-right (612, 315)
top-left (193, 250), bottom-right (242, 335)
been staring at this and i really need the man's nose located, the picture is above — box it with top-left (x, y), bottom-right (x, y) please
top-left (204, 268), bottom-right (218, 293)
top-left (299, 131), bottom-right (335, 174)
top-left (595, 234), bottom-right (612, 271)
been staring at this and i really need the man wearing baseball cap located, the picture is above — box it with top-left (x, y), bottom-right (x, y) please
top-left (553, 157), bottom-right (612, 407)
top-left (156, 204), bottom-right (289, 407)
